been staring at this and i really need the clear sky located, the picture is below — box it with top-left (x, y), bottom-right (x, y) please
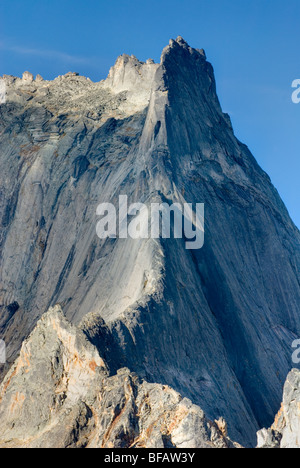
top-left (0, 0), bottom-right (299, 227)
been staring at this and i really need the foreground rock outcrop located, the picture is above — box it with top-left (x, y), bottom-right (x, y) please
top-left (257, 369), bottom-right (300, 448)
top-left (0, 37), bottom-right (299, 446)
top-left (0, 307), bottom-right (240, 449)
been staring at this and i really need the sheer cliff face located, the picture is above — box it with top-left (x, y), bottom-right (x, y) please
top-left (0, 37), bottom-right (299, 447)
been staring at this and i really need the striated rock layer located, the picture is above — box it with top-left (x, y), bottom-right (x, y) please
top-left (0, 307), bottom-right (241, 449)
top-left (0, 37), bottom-right (299, 446)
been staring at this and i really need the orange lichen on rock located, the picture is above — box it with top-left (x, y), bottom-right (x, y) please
top-left (272, 403), bottom-right (285, 432)
top-left (9, 392), bottom-right (25, 415)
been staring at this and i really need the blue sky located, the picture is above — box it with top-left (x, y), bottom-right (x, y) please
top-left (0, 0), bottom-right (299, 227)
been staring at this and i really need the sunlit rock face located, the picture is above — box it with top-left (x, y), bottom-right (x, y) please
top-left (0, 306), bottom-right (241, 449)
top-left (0, 37), bottom-right (299, 447)
top-left (257, 369), bottom-right (300, 448)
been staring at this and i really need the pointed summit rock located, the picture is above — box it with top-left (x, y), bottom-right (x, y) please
top-left (22, 71), bottom-right (34, 82)
top-left (104, 53), bottom-right (159, 109)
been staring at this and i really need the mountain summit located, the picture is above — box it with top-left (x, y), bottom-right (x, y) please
top-left (0, 38), bottom-right (299, 447)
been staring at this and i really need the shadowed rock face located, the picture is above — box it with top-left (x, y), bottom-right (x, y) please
top-left (0, 37), bottom-right (299, 447)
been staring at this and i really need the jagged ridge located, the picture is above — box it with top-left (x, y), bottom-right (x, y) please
top-left (0, 37), bottom-right (299, 446)
top-left (0, 306), bottom-right (241, 449)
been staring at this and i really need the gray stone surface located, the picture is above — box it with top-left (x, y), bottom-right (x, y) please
top-left (0, 37), bottom-right (299, 447)
top-left (0, 306), bottom-right (241, 449)
top-left (257, 369), bottom-right (300, 448)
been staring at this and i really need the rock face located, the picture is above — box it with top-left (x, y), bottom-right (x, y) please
top-left (0, 37), bottom-right (299, 447)
top-left (257, 369), bottom-right (300, 448)
top-left (0, 307), bottom-right (240, 449)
